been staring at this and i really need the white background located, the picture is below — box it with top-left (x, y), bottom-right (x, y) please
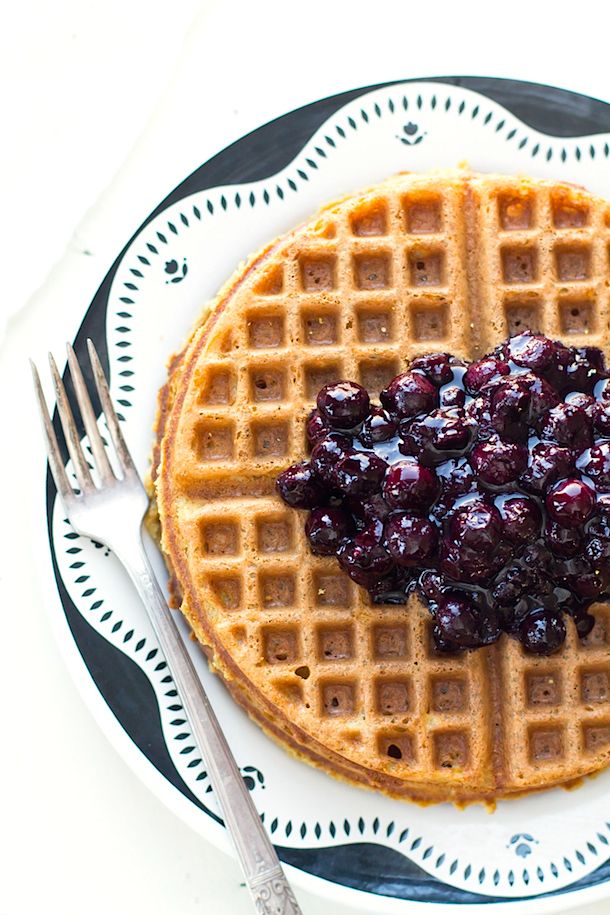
top-left (2, 1), bottom-right (610, 912)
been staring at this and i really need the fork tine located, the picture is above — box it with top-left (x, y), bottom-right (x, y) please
top-left (48, 353), bottom-right (94, 492)
top-left (30, 360), bottom-right (75, 505)
top-left (66, 343), bottom-right (114, 483)
top-left (87, 339), bottom-right (137, 477)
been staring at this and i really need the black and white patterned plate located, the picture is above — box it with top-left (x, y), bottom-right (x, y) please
top-left (42, 78), bottom-right (610, 913)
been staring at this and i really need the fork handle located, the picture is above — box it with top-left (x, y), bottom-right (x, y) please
top-left (117, 534), bottom-right (303, 915)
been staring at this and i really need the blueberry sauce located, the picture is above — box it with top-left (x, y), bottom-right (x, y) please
top-left (276, 333), bottom-right (610, 655)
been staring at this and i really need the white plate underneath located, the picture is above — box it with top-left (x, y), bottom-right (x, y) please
top-left (39, 77), bottom-right (610, 913)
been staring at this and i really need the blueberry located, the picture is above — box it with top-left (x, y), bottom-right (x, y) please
top-left (440, 385), bottom-right (466, 408)
top-left (489, 374), bottom-right (559, 441)
top-left (585, 535), bottom-right (610, 564)
top-left (592, 401), bottom-right (610, 437)
top-left (520, 373), bottom-right (561, 415)
top-left (546, 478), bottom-right (595, 527)
top-left (432, 630), bottom-right (462, 652)
top-left (465, 395), bottom-right (494, 441)
top-left (359, 406), bottom-right (397, 445)
top-left (492, 565), bottom-right (529, 606)
top-left (519, 442), bottom-right (575, 495)
top-left (565, 391), bottom-right (596, 417)
top-left (351, 492), bottom-right (392, 524)
top-left (380, 371), bottom-right (438, 418)
top-left (305, 409), bottom-right (330, 446)
top-left (578, 441), bottom-right (610, 491)
top-left (440, 540), bottom-right (505, 584)
top-left (419, 569), bottom-right (446, 600)
top-left (409, 352), bottom-right (455, 386)
top-left (382, 460), bottom-right (440, 510)
top-left (470, 437), bottom-right (528, 486)
top-left (537, 402), bottom-right (593, 450)
top-left (520, 609), bottom-right (566, 655)
top-left (310, 432), bottom-right (352, 485)
top-left (570, 346), bottom-right (609, 391)
top-left (585, 346), bottom-right (610, 374)
top-left (588, 514), bottom-right (610, 540)
top-left (436, 458), bottom-right (476, 508)
top-left (553, 346), bottom-right (607, 393)
top-left (305, 507), bottom-right (351, 555)
top-left (489, 377), bottom-right (532, 441)
top-left (572, 569), bottom-right (608, 600)
top-left (355, 518), bottom-right (384, 548)
top-left (317, 380), bottom-right (370, 429)
top-left (368, 573), bottom-right (411, 605)
top-left (543, 342), bottom-right (573, 392)
top-left (401, 407), bottom-right (474, 458)
top-left (384, 512), bottom-right (438, 567)
top-left (450, 500), bottom-right (503, 552)
top-left (276, 461), bottom-right (325, 508)
top-left (500, 600), bottom-right (536, 636)
top-left (594, 493), bottom-right (610, 516)
top-left (499, 496), bottom-right (541, 545)
top-left (434, 594), bottom-right (485, 649)
top-left (337, 540), bottom-right (393, 586)
top-left (522, 541), bottom-right (554, 570)
top-left (334, 451), bottom-right (388, 497)
top-left (556, 557), bottom-right (608, 599)
top-left (463, 358), bottom-right (510, 394)
top-left (507, 331), bottom-right (555, 371)
top-left (544, 520), bottom-right (584, 558)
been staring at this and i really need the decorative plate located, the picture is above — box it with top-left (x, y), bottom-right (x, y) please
top-left (41, 78), bottom-right (610, 913)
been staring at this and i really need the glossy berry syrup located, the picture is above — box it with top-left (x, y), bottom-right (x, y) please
top-left (276, 332), bottom-right (610, 655)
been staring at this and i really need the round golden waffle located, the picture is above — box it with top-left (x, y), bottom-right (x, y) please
top-left (153, 170), bottom-right (610, 804)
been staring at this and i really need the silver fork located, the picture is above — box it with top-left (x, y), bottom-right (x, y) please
top-left (32, 340), bottom-right (303, 915)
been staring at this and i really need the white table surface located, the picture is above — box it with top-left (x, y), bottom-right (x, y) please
top-left (2, 1), bottom-right (610, 912)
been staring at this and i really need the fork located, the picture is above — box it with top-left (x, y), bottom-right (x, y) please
top-left (32, 340), bottom-right (303, 915)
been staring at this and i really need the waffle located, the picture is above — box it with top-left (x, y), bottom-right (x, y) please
top-left (153, 170), bottom-right (610, 804)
